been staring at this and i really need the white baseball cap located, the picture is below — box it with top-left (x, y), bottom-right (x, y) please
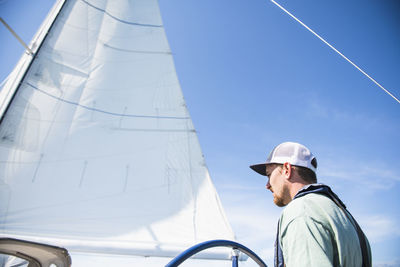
top-left (250, 142), bottom-right (317, 176)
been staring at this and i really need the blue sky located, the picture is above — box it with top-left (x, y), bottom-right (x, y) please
top-left (1, 0), bottom-right (399, 266)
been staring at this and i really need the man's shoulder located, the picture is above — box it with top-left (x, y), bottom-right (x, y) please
top-left (280, 193), bottom-right (339, 226)
top-left (284, 192), bottom-right (337, 213)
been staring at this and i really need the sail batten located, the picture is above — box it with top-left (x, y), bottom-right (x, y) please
top-left (0, 0), bottom-right (235, 263)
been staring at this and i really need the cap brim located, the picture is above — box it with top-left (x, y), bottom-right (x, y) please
top-left (250, 163), bottom-right (267, 176)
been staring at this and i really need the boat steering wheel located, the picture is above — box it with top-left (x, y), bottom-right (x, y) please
top-left (165, 239), bottom-right (268, 267)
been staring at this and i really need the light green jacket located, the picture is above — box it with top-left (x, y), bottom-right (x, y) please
top-left (279, 193), bottom-right (371, 266)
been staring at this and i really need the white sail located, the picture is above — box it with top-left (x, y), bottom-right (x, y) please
top-left (0, 0), bottom-right (235, 263)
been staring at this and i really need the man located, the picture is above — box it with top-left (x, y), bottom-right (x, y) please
top-left (250, 141), bottom-right (371, 267)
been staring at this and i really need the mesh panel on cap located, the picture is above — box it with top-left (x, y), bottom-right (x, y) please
top-left (276, 143), bottom-right (295, 158)
top-left (259, 142), bottom-right (317, 173)
top-left (266, 147), bottom-right (275, 161)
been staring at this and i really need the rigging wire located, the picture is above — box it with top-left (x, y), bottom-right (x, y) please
top-left (0, 17), bottom-right (34, 55)
top-left (270, 0), bottom-right (400, 104)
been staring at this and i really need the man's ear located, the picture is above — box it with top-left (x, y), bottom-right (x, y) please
top-left (282, 162), bottom-right (292, 179)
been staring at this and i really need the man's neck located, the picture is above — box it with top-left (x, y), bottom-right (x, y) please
top-left (289, 182), bottom-right (312, 200)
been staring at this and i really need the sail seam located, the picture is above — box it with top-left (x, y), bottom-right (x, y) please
top-left (103, 43), bottom-right (172, 55)
top-left (26, 82), bottom-right (189, 120)
top-left (80, 0), bottom-right (163, 28)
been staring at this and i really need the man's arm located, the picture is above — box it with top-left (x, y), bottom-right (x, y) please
top-left (280, 216), bottom-right (336, 267)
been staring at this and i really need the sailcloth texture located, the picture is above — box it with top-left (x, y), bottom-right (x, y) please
top-left (0, 0), bottom-right (235, 261)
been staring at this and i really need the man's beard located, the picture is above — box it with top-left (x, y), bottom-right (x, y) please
top-left (273, 183), bottom-right (290, 207)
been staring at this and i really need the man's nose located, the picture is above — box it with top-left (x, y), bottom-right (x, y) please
top-left (266, 181), bottom-right (271, 190)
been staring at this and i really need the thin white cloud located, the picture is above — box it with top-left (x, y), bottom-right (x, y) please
top-left (306, 96), bottom-right (399, 134)
top-left (319, 159), bottom-right (400, 190)
top-left (359, 214), bottom-right (400, 243)
top-left (374, 259), bottom-right (400, 267)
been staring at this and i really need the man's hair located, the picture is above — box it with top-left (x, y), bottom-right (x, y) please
top-left (293, 165), bottom-right (317, 184)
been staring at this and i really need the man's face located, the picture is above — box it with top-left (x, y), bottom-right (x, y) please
top-left (265, 164), bottom-right (290, 207)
